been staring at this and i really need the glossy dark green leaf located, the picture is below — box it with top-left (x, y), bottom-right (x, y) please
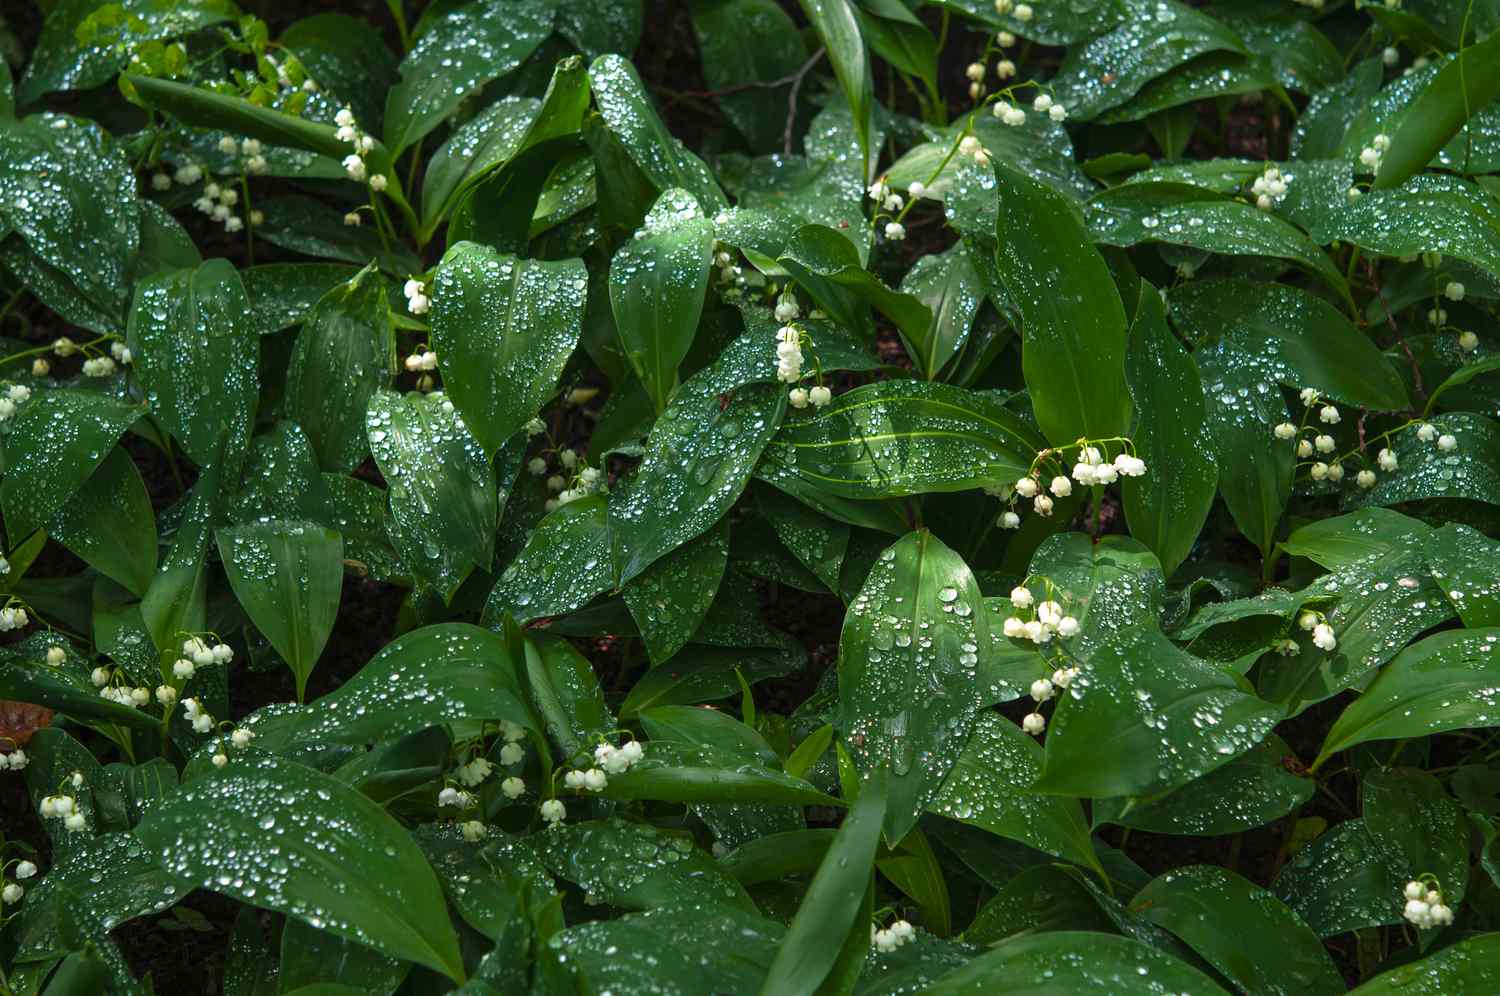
top-left (588, 54), bottom-right (728, 213)
top-left (609, 189), bottom-right (714, 413)
top-left (135, 754), bottom-right (466, 981)
top-left (485, 495), bottom-right (614, 625)
top-left (141, 438), bottom-right (231, 653)
top-left (990, 159), bottom-right (1131, 445)
top-left (1349, 934), bottom-right (1500, 994)
top-left (691, 0), bottom-right (807, 151)
top-left (898, 247), bottom-right (983, 381)
top-left (47, 445), bottom-right (155, 596)
top-left (1376, 30), bottom-right (1500, 190)
top-left (623, 519), bottom-right (729, 666)
top-left (365, 389), bottom-right (496, 601)
top-left (1428, 524), bottom-right (1500, 627)
top-left (280, 13), bottom-right (397, 136)
top-left (1347, 413), bottom-right (1500, 510)
top-left (1323, 175), bottom-right (1500, 277)
top-left (927, 931), bottom-right (1230, 994)
top-left (1121, 282), bottom-right (1214, 576)
top-left (1280, 506), bottom-right (1431, 570)
top-left (539, 818), bottom-right (755, 912)
top-left (1272, 819), bottom-right (1405, 936)
top-left (383, 0), bottom-right (552, 154)
top-left (795, 0), bottom-right (873, 176)
top-left (128, 259), bottom-right (259, 465)
top-left (254, 195), bottom-right (419, 275)
top-left (0, 658), bottom-right (158, 732)
top-left (1098, 54), bottom-right (1280, 125)
top-left (779, 223), bottom-right (931, 344)
top-left (0, 391), bottom-right (139, 543)
top-left (242, 263), bottom-right (363, 337)
top-left (278, 918), bottom-right (406, 996)
top-left (523, 632), bottom-right (614, 760)
top-left (598, 741), bottom-right (838, 806)
top-left (836, 531), bottom-right (984, 842)
top-left (1365, 767), bottom-right (1468, 908)
top-left (216, 520), bottom-right (343, 702)
top-left (924, 0), bottom-right (1123, 46)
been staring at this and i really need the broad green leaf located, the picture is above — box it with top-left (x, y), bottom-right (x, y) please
top-left (623, 519), bottom-right (729, 666)
top-left (0, 391), bottom-right (139, 543)
top-left (1347, 413), bottom-right (1500, 509)
top-left (991, 159), bottom-right (1131, 446)
top-left (927, 931), bottom-right (1230, 994)
top-left (795, 0), bottom-right (872, 179)
top-left (19, 0), bottom-right (237, 102)
top-left (778, 223), bottom-right (931, 343)
top-left (47, 445), bottom-right (156, 597)
top-left (759, 485), bottom-right (849, 592)
top-left (128, 259), bottom-right (259, 465)
top-left (757, 380), bottom-right (1041, 500)
top-left (0, 115), bottom-right (138, 321)
top-left (216, 521), bottom-right (343, 703)
top-left (1364, 767), bottom-right (1468, 907)
top-left (618, 644), bottom-right (804, 717)
top-left (588, 54), bottom-right (728, 213)
top-left (1272, 819), bottom-right (1404, 936)
top-left (1169, 280), bottom-right (1409, 410)
top-left (1280, 506), bottom-right (1431, 570)
top-left (546, 904), bottom-right (783, 992)
top-left (538, 818), bottom-right (755, 912)
top-left (1130, 865), bottom-right (1343, 996)
top-left (484, 496), bottom-right (614, 625)
top-left (135, 754), bottom-right (466, 981)
top-left (1428, 524), bottom-right (1500, 626)
top-left (1097, 54), bottom-right (1280, 124)
top-left (254, 195), bottom-right (419, 274)
top-left (1322, 175), bottom-right (1500, 277)
top-left (365, 389), bottom-right (496, 601)
top-left (924, 0), bottom-right (1123, 46)
top-left (422, 97), bottom-right (539, 225)
top-left (1315, 629), bottom-right (1500, 769)
top-left (598, 741), bottom-right (838, 806)
top-left (1033, 535), bottom-right (1281, 799)
top-left (1377, 31), bottom-right (1500, 190)
top-left (251, 623), bottom-right (530, 746)
top-left (1121, 281), bottom-right (1215, 576)
top-left (759, 770), bottom-right (886, 996)
top-left (229, 421), bottom-right (335, 525)
top-left (285, 264), bottom-right (395, 472)
top-left (929, 712), bottom-right (1099, 873)
top-left (899, 246), bottom-right (983, 381)
top-left (858, 0), bottom-right (938, 102)
top-left (837, 531), bottom-right (984, 842)
top-left (383, 0), bottom-right (553, 154)
top-left (609, 189), bottom-right (714, 413)
top-left (140, 437), bottom-right (232, 653)
top-left (0, 657), bottom-right (158, 732)
top-left (609, 357), bottom-right (786, 584)
top-left (1217, 13), bottom-right (1341, 93)
top-left (889, 115), bottom-right (1092, 207)
top-left (523, 632), bottom-right (614, 760)
top-left (242, 263), bottom-right (363, 336)
top-left (1094, 736), bottom-right (1312, 836)
top-left (1350, 934), bottom-right (1500, 994)
top-left (279, 13), bottom-right (397, 136)
top-left (431, 244), bottom-right (585, 455)
top-left (691, 0), bottom-right (807, 151)
top-left (278, 918), bottom-right (406, 995)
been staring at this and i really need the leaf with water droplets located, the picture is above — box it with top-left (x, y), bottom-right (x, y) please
top-left (285, 263), bottom-right (396, 473)
top-left (1322, 174), bottom-right (1500, 277)
top-left (1350, 933), bottom-right (1500, 994)
top-left (242, 263), bottom-right (363, 337)
top-left (691, 0), bottom-right (806, 151)
top-left (1121, 281), bottom-right (1215, 576)
top-left (924, 0), bottom-right (1122, 46)
top-left (618, 643), bottom-right (805, 718)
top-left (254, 195), bottom-right (420, 275)
top-left (778, 223), bottom-right (931, 343)
top-left (598, 740), bottom-right (837, 807)
top-left (1359, 44), bottom-right (1500, 191)
top-left (927, 930), bottom-right (1231, 995)
top-left (46, 445), bottom-right (156, 597)
top-left (1365, 767), bottom-right (1468, 910)
top-left (229, 421), bottom-right (335, 525)
top-left (128, 258), bottom-right (259, 466)
top-left (1315, 628), bottom-right (1500, 768)
top-left (1427, 523), bottom-right (1500, 626)
top-left (898, 246), bottom-right (984, 381)
top-left (836, 530), bottom-right (985, 842)
top-left (279, 12), bottom-right (398, 137)
top-left (252, 623), bottom-right (531, 748)
top-left (1347, 413), bottom-right (1500, 509)
top-left (1280, 506), bottom-right (1430, 570)
top-left (278, 916), bottom-right (408, 995)
top-left (1095, 735), bottom-right (1312, 836)
top-left (0, 390), bottom-right (140, 543)
top-left (382, 0), bottom-right (553, 155)
top-left (522, 632), bottom-right (614, 761)
top-left (588, 54), bottom-right (728, 214)
top-left (0, 114), bottom-right (139, 321)
top-left (483, 495), bottom-right (613, 626)
top-left (0, 655), bottom-right (157, 733)
top-left (623, 518), bottom-right (729, 666)
top-left (365, 389), bottom-right (496, 602)
top-left (1129, 865), bottom-right (1343, 996)
top-left (758, 379), bottom-right (1041, 502)
top-left (216, 520), bottom-right (344, 703)
top-left (134, 754), bottom-right (466, 981)
top-left (1033, 534), bottom-right (1281, 799)
top-left (1272, 818), bottom-right (1405, 936)
top-left (141, 439), bottom-right (232, 653)
top-left (928, 712), bottom-right (1100, 874)
top-left (21, 728), bottom-right (105, 860)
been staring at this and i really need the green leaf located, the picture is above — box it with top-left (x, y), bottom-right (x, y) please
top-left (523, 632), bottom-right (614, 760)
top-left (382, 0), bottom-right (553, 154)
top-left (252, 623), bottom-right (530, 746)
top-left (1280, 507), bottom-right (1431, 570)
top-left (759, 769), bottom-right (886, 996)
top-left (691, 0), bottom-right (807, 151)
top-left (1130, 865), bottom-right (1343, 996)
top-left (598, 741), bottom-right (839, 806)
top-left (623, 519), bottom-right (730, 666)
top-left (365, 389), bottom-right (497, 601)
top-left (128, 259), bottom-right (259, 465)
top-left (1323, 175), bottom-right (1500, 277)
top-left (794, 0), bottom-right (873, 179)
top-left (927, 931), bottom-right (1230, 994)
top-left (279, 13), bottom-right (398, 137)
top-left (0, 657), bottom-right (158, 732)
top-left (0, 391), bottom-right (139, 543)
top-left (588, 54), bottom-right (728, 214)
top-left (1033, 535), bottom-right (1281, 799)
top-left (422, 97), bottom-right (539, 226)
top-left (135, 754), bottom-right (466, 982)
top-left (1365, 767), bottom-right (1468, 908)
top-left (254, 195), bottom-right (419, 275)
top-left (1272, 819), bottom-right (1404, 936)
top-left (19, 0), bottom-right (237, 102)
top-left (538, 818), bottom-right (755, 912)
top-left (278, 918), bottom-right (407, 995)
top-left (609, 189), bottom-right (715, 413)
top-left (757, 379), bottom-right (1042, 500)
top-left (778, 223), bottom-right (931, 343)
top-left (484, 496), bottom-right (614, 625)
top-left (990, 159), bottom-right (1131, 446)
top-left (1349, 934), bottom-right (1500, 994)
top-left (929, 712), bottom-right (1100, 873)
top-left (47, 445), bottom-right (156, 596)
top-left (431, 243), bottom-right (585, 455)
top-left (1376, 30), bottom-right (1500, 190)
top-left (858, 0), bottom-right (938, 100)
top-left (216, 521), bottom-right (343, 703)
top-left (1121, 281), bottom-right (1215, 576)
top-left (1315, 629), bottom-right (1500, 769)
top-left (836, 531), bottom-right (984, 842)
top-left (609, 357), bottom-right (786, 584)
top-left (242, 263), bottom-right (363, 336)
top-left (1428, 524), bottom-right (1500, 627)
top-left (1347, 413), bottom-right (1500, 510)
top-left (924, 0), bottom-right (1123, 47)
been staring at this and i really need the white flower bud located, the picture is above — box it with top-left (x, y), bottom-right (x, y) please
top-left (1312, 623), bottom-right (1337, 652)
top-left (1000, 511), bottom-right (1021, 529)
top-left (1459, 330), bottom-right (1479, 351)
top-left (1356, 469), bottom-right (1377, 489)
top-left (540, 799), bottom-right (566, 823)
top-left (342, 155), bottom-right (367, 182)
top-left (1049, 475), bottom-right (1072, 497)
top-left (231, 728), bottom-right (253, 748)
top-left (884, 222), bottom-right (906, 241)
top-left (1021, 712), bottom-right (1045, 735)
top-left (344, 211), bottom-right (362, 226)
top-left (808, 385), bottom-right (832, 407)
top-left (499, 742), bottom-right (524, 766)
top-left (1014, 477), bottom-right (1038, 498)
top-left (1033, 494), bottom-right (1054, 516)
top-left (173, 658), bottom-right (195, 680)
top-left (501, 776), bottom-right (525, 799)
top-left (582, 768), bottom-right (608, 792)
top-left (1009, 586), bottom-right (1034, 609)
top-left (1438, 433), bottom-right (1458, 452)
top-left (788, 387), bottom-right (809, 409)
top-left (1314, 434), bottom-right (1336, 454)
top-left (1273, 422), bottom-right (1297, 440)
top-left (1030, 678), bottom-right (1054, 702)
top-left (1056, 616), bottom-right (1080, 638)
top-left (15, 860), bottom-right (36, 879)
top-left (211, 752), bottom-right (228, 768)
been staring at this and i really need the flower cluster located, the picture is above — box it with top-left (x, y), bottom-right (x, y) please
top-left (0, 747), bottom-right (27, 771)
top-left (559, 738), bottom-right (645, 796)
top-left (1250, 165), bottom-right (1288, 211)
top-left (1403, 880), bottom-right (1454, 929)
top-left (2, 857), bottom-right (36, 907)
top-left (182, 696), bottom-right (215, 734)
top-left (335, 107), bottom-right (385, 191)
top-left (210, 726), bottom-right (256, 768)
top-left (993, 0), bottom-right (1034, 21)
top-left (0, 383), bottom-right (32, 422)
top-left (403, 347), bottom-right (439, 374)
top-left (996, 440), bottom-right (1146, 529)
top-left (872, 919), bottom-right (916, 953)
top-left (39, 793), bottom-right (86, 831)
top-left (192, 177), bottom-right (252, 233)
top-left (775, 324), bottom-right (834, 410)
top-left (868, 176), bottom-right (907, 240)
top-left (1297, 611), bottom-right (1338, 653)
top-left (0, 605), bottom-right (28, 631)
top-left (1358, 133), bottom-right (1391, 173)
